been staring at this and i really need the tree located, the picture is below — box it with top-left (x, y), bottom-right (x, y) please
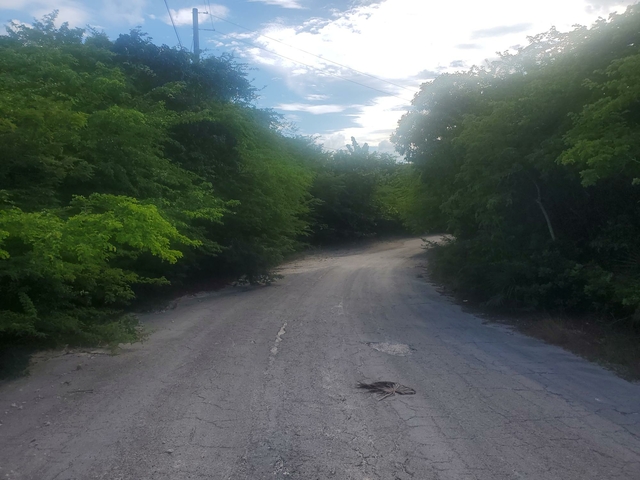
top-left (391, 5), bottom-right (640, 316)
top-left (310, 138), bottom-right (403, 242)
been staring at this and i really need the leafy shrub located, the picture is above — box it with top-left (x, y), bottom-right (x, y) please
top-left (0, 194), bottom-right (197, 343)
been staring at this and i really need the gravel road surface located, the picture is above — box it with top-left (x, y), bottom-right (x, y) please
top-left (1, 238), bottom-right (639, 479)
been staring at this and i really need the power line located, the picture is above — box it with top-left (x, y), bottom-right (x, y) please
top-left (163, 0), bottom-right (183, 50)
top-left (206, 12), bottom-right (416, 94)
top-left (204, 0), bottom-right (217, 32)
top-left (208, 27), bottom-right (414, 102)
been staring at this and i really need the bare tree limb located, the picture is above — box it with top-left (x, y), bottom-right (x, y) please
top-left (533, 180), bottom-right (556, 242)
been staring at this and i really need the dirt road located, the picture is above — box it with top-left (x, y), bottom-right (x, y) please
top-left (1, 238), bottom-right (639, 479)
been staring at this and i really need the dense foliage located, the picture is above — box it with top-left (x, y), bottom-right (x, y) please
top-left (9, 5), bottom-right (638, 350)
top-left (310, 137), bottom-right (404, 242)
top-left (0, 14), bottom-right (403, 347)
top-left (392, 5), bottom-right (640, 320)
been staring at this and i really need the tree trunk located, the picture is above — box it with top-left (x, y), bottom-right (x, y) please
top-left (533, 180), bottom-right (556, 242)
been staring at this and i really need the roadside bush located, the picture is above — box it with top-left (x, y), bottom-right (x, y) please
top-left (0, 195), bottom-right (197, 343)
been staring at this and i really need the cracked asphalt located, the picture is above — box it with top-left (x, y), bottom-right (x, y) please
top-left (1, 238), bottom-right (640, 479)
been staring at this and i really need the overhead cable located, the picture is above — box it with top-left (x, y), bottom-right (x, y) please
top-left (163, 0), bottom-right (183, 49)
top-left (204, 0), bottom-right (217, 32)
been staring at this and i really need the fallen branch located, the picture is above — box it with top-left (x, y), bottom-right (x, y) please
top-left (357, 381), bottom-right (416, 400)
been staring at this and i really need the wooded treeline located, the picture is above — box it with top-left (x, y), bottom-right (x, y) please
top-left (0, 14), bottom-right (402, 346)
top-left (392, 5), bottom-right (640, 322)
top-left (2, 5), bottom-right (639, 349)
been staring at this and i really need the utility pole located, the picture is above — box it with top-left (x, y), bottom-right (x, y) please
top-left (192, 7), bottom-right (200, 60)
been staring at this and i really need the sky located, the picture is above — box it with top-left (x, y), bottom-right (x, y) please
top-left (1, 0), bottom-right (637, 152)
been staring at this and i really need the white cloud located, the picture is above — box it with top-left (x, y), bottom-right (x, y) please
top-left (0, 0), bottom-right (32, 8)
top-left (586, 0), bottom-right (631, 13)
top-left (320, 132), bottom-right (348, 151)
top-left (100, 0), bottom-right (148, 25)
top-left (165, 4), bottom-right (229, 27)
top-left (305, 94), bottom-right (330, 101)
top-left (246, 0), bottom-right (634, 81)
top-left (248, 0), bottom-right (305, 9)
top-left (0, 0), bottom-right (92, 26)
top-left (276, 103), bottom-right (349, 114)
top-left (316, 94), bottom-right (410, 147)
top-left (317, 133), bottom-right (398, 154)
top-left (375, 140), bottom-right (397, 155)
top-left (238, 0), bottom-right (635, 150)
top-left (2, 19), bottom-right (29, 36)
top-left (46, 4), bottom-right (90, 25)
top-left (0, 0), bottom-right (148, 27)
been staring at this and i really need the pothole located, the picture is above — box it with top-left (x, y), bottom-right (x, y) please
top-left (366, 342), bottom-right (412, 356)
